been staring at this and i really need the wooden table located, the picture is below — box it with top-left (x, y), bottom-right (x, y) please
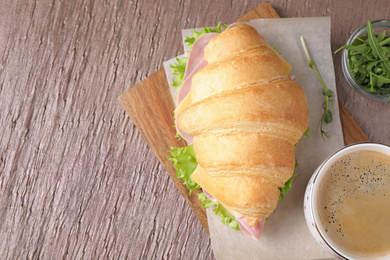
top-left (1, 0), bottom-right (389, 259)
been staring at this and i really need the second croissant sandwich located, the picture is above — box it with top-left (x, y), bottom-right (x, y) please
top-left (174, 24), bottom-right (309, 240)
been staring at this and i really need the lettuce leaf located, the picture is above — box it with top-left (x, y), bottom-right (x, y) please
top-left (167, 145), bottom-right (199, 194)
top-left (303, 127), bottom-right (310, 137)
top-left (198, 192), bottom-right (216, 208)
top-left (184, 22), bottom-right (227, 49)
top-left (278, 173), bottom-right (297, 201)
top-left (278, 160), bottom-right (299, 201)
top-left (198, 192), bottom-right (240, 231)
top-left (170, 56), bottom-right (188, 91)
top-left (213, 202), bottom-right (240, 230)
top-left (168, 145), bottom-right (240, 230)
top-left (174, 132), bottom-right (183, 140)
top-left (170, 22), bottom-right (226, 90)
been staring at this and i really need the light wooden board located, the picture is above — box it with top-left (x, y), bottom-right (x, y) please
top-left (119, 2), bottom-right (369, 235)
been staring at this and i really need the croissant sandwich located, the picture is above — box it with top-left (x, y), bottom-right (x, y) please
top-left (169, 24), bottom-right (308, 240)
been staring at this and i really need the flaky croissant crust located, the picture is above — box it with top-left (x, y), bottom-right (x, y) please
top-left (175, 24), bottom-right (308, 227)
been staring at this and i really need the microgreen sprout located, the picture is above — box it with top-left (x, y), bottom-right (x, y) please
top-left (301, 36), bottom-right (333, 139)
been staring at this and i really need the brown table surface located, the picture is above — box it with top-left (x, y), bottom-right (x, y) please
top-left (1, 0), bottom-right (390, 259)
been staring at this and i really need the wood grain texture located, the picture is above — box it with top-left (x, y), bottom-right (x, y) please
top-left (0, 0), bottom-right (389, 259)
top-left (338, 100), bottom-right (370, 145)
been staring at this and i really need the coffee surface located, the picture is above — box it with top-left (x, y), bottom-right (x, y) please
top-left (316, 150), bottom-right (390, 258)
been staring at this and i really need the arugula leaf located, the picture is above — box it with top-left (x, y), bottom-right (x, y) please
top-left (184, 22), bottom-right (226, 49)
top-left (335, 20), bottom-right (390, 98)
top-left (334, 44), bottom-right (370, 54)
top-left (167, 145), bottom-right (199, 194)
top-left (371, 72), bottom-right (390, 87)
top-left (377, 30), bottom-right (387, 42)
top-left (367, 21), bottom-right (390, 75)
top-left (367, 21), bottom-right (380, 60)
top-left (379, 37), bottom-right (390, 46)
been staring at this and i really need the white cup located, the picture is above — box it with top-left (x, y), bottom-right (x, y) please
top-left (304, 142), bottom-right (390, 260)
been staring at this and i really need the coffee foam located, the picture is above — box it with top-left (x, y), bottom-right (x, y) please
top-left (315, 150), bottom-right (390, 258)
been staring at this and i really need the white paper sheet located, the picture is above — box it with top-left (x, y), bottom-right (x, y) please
top-left (163, 17), bottom-right (343, 260)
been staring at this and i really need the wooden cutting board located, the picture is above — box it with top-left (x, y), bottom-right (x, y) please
top-left (118, 2), bottom-right (369, 235)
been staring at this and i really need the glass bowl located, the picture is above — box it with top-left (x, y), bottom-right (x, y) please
top-left (341, 20), bottom-right (390, 102)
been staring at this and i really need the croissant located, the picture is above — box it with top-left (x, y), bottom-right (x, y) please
top-left (175, 24), bottom-right (308, 231)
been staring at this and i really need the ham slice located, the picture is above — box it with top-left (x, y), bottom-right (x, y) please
top-left (183, 32), bottom-right (218, 79)
top-left (176, 58), bottom-right (208, 106)
top-left (175, 33), bottom-right (217, 143)
top-left (176, 33), bottom-right (218, 106)
top-left (237, 217), bottom-right (266, 241)
top-left (175, 116), bottom-right (194, 144)
top-left (203, 189), bottom-right (218, 203)
top-left (227, 22), bottom-right (245, 29)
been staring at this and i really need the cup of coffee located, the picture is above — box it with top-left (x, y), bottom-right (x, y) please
top-left (304, 143), bottom-right (390, 260)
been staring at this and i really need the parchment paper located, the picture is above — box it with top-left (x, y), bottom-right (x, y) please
top-left (163, 17), bottom-right (343, 260)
